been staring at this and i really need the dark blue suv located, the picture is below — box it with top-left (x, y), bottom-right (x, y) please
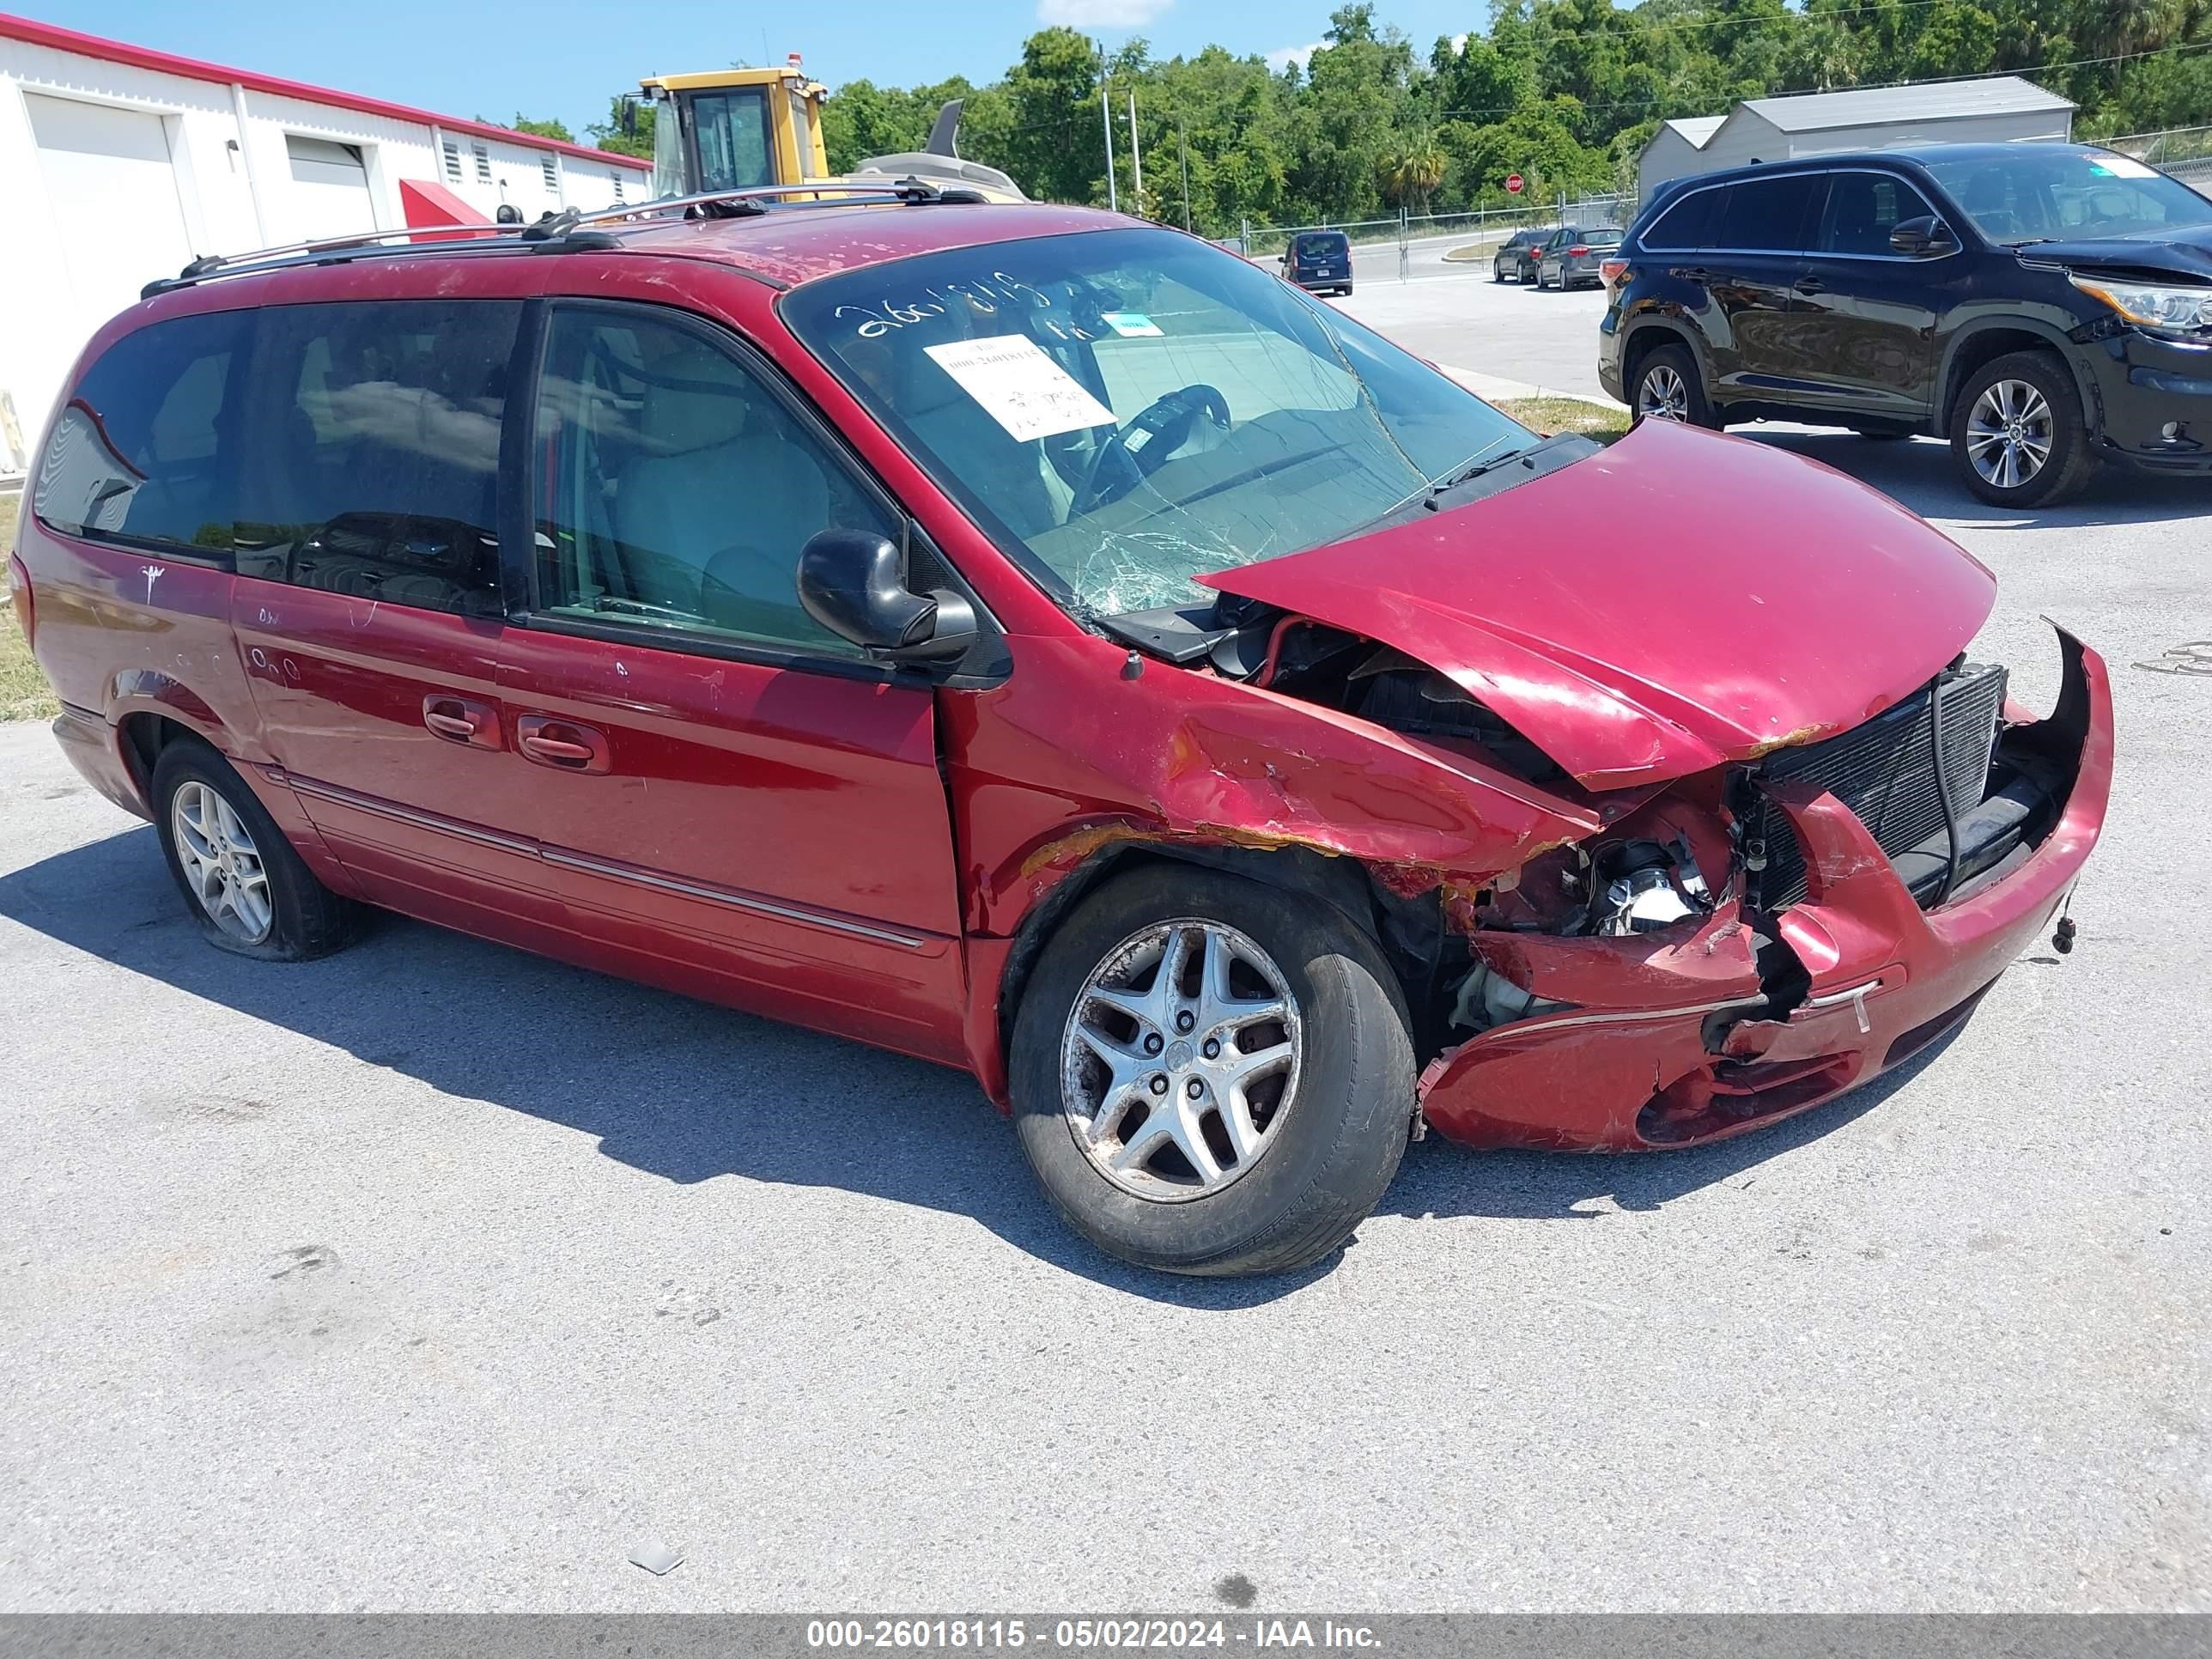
top-left (1598, 143), bottom-right (2212, 505)
top-left (1279, 229), bottom-right (1355, 297)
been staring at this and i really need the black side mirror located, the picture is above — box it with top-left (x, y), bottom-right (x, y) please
top-left (1890, 215), bottom-right (1958, 257)
top-left (619, 96), bottom-right (639, 138)
top-left (797, 529), bottom-right (977, 663)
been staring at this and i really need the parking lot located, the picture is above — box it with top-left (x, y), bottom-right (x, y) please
top-left (3, 258), bottom-right (2209, 1614)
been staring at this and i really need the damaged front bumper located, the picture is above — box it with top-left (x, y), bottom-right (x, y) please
top-left (1416, 629), bottom-right (2113, 1152)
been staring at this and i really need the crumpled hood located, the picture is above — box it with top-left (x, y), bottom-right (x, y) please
top-left (1200, 420), bottom-right (1997, 790)
top-left (2018, 225), bottom-right (2212, 281)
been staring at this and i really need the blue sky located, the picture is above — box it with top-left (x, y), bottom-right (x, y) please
top-left (42, 0), bottom-right (1484, 143)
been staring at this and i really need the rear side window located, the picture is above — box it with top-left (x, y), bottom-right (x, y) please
top-left (1816, 173), bottom-right (1939, 255)
top-left (33, 311), bottom-right (248, 556)
top-left (233, 301), bottom-right (520, 618)
top-left (1713, 175), bottom-right (1821, 251)
top-left (1642, 187), bottom-right (1718, 250)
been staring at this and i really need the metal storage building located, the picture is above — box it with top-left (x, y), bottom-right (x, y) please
top-left (0, 12), bottom-right (651, 482)
top-left (1637, 76), bottom-right (2076, 199)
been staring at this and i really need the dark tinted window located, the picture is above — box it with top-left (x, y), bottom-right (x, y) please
top-left (1642, 188), bottom-right (1718, 250)
top-left (34, 311), bottom-right (248, 555)
top-left (1713, 175), bottom-right (1821, 251)
top-left (1815, 172), bottom-right (1938, 255)
top-left (233, 301), bottom-right (519, 617)
top-left (1293, 234), bottom-right (1348, 258)
top-left (532, 307), bottom-right (890, 655)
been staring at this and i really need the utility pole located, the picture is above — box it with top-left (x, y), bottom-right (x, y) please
top-left (1179, 120), bottom-right (1192, 232)
top-left (1098, 43), bottom-right (1118, 213)
top-left (1127, 91), bottom-right (1142, 209)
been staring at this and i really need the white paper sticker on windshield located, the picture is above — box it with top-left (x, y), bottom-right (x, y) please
top-left (923, 336), bottom-right (1115, 441)
top-left (1102, 311), bottom-right (1164, 337)
top-left (2088, 154), bottom-right (2156, 178)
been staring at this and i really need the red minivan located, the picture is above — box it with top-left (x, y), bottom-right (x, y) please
top-left (9, 191), bottom-right (2111, 1275)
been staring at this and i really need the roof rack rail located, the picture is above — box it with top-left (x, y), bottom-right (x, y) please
top-left (141, 175), bottom-right (993, 297)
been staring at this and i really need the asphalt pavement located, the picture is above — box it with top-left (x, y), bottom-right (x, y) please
top-left (1, 262), bottom-right (2207, 1613)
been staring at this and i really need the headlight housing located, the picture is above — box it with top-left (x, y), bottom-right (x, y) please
top-left (2069, 272), bottom-right (2212, 332)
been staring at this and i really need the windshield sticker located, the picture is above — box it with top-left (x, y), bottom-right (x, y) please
top-left (2088, 155), bottom-right (2156, 178)
top-left (1101, 311), bottom-right (1164, 337)
top-left (924, 336), bottom-right (1116, 442)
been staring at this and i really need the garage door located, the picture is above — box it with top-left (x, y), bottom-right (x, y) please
top-left (284, 137), bottom-right (379, 242)
top-left (27, 94), bottom-right (198, 338)
top-left (22, 95), bottom-right (198, 448)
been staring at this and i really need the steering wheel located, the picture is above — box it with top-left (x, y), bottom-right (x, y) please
top-left (1074, 384), bottom-right (1232, 514)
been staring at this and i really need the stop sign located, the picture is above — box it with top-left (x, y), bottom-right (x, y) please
top-left (1505, 173), bottom-right (1524, 194)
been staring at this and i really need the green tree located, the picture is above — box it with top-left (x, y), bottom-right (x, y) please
top-left (586, 95), bottom-right (653, 161)
top-left (510, 114), bottom-right (574, 143)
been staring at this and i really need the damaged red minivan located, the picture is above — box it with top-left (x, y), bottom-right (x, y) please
top-left (11, 194), bottom-right (2111, 1275)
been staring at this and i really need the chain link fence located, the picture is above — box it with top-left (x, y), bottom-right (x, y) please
top-left (1232, 194), bottom-right (1635, 272)
top-left (2103, 126), bottom-right (2212, 194)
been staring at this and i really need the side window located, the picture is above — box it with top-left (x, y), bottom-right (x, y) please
top-left (33, 310), bottom-right (248, 556)
top-left (1644, 187), bottom-right (1719, 251)
top-left (1713, 175), bottom-right (1822, 252)
top-left (531, 307), bottom-right (891, 657)
top-left (233, 301), bottom-right (518, 618)
top-left (1816, 173), bottom-right (1940, 256)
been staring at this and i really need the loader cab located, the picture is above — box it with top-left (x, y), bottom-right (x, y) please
top-left (640, 61), bottom-right (830, 198)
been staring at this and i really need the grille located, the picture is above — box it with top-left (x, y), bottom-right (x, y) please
top-left (1746, 662), bottom-right (2007, 909)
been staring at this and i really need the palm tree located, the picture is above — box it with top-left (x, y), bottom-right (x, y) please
top-left (1377, 133), bottom-right (1449, 216)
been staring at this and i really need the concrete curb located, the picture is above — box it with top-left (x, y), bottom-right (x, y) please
top-left (1440, 362), bottom-right (1627, 412)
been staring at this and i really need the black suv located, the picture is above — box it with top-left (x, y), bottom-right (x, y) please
top-left (1598, 143), bottom-right (2212, 505)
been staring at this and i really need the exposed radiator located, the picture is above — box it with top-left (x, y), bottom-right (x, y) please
top-left (1747, 662), bottom-right (2008, 910)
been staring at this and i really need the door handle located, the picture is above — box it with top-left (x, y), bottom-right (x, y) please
top-left (516, 714), bottom-right (611, 775)
top-left (422, 694), bottom-right (502, 750)
top-left (1677, 266), bottom-right (1716, 283)
top-left (1794, 276), bottom-right (1827, 295)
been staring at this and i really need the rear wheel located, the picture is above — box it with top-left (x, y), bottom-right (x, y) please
top-left (1010, 865), bottom-right (1414, 1277)
top-left (1949, 350), bottom-right (2097, 507)
top-left (152, 738), bottom-right (358, 960)
top-left (1630, 342), bottom-right (1716, 429)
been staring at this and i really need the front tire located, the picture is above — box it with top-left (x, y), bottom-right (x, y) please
top-left (1010, 865), bottom-right (1414, 1277)
top-left (152, 738), bottom-right (358, 960)
top-left (1949, 350), bottom-right (2096, 507)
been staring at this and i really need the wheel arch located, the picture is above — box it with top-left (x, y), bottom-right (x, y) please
top-left (1620, 316), bottom-right (1711, 398)
top-left (1938, 321), bottom-right (2100, 433)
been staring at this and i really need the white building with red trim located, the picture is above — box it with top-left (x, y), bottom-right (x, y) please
top-left (0, 11), bottom-right (651, 479)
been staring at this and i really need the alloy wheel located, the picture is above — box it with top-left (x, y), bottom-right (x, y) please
top-left (171, 781), bottom-right (273, 944)
top-left (1966, 379), bottom-right (2053, 490)
top-left (1060, 919), bottom-right (1303, 1203)
top-left (1637, 363), bottom-right (1690, 422)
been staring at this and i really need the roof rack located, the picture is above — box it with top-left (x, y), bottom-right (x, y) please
top-left (142, 176), bottom-right (988, 297)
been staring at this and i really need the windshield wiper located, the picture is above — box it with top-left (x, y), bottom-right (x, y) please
top-left (1421, 443), bottom-right (1535, 508)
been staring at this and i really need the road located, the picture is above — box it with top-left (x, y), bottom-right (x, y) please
top-left (2, 258), bottom-right (2209, 1615)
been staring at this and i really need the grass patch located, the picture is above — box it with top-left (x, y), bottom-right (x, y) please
top-left (1, 492), bottom-right (59, 724)
top-left (1495, 396), bottom-right (1631, 443)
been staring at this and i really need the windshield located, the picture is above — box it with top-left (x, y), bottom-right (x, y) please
top-left (1923, 148), bottom-right (2212, 245)
top-left (1293, 234), bottom-right (1347, 258)
top-left (779, 227), bottom-right (1530, 617)
top-left (1584, 228), bottom-right (1624, 246)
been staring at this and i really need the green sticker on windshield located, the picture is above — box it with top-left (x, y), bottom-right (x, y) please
top-left (1102, 311), bottom-right (1164, 337)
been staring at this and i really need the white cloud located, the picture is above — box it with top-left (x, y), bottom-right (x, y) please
top-left (1264, 40), bottom-right (1325, 70)
top-left (1449, 31), bottom-right (1469, 53)
top-left (1036, 0), bottom-right (1173, 25)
